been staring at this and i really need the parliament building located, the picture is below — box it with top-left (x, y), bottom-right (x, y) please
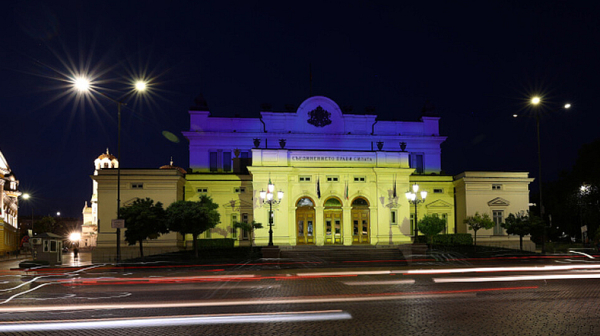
top-left (91, 96), bottom-right (534, 262)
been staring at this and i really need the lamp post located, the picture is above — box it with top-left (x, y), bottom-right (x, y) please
top-left (259, 179), bottom-right (284, 246)
top-left (579, 184), bottom-right (590, 244)
top-left (405, 183), bottom-right (427, 239)
top-left (74, 77), bottom-right (147, 263)
top-left (523, 97), bottom-right (571, 253)
top-left (21, 193), bottom-right (34, 236)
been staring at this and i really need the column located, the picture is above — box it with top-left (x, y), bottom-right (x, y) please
top-left (342, 205), bottom-right (352, 246)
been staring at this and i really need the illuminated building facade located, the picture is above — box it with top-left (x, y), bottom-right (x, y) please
top-left (92, 96), bottom-right (534, 261)
top-left (0, 149), bottom-right (20, 254)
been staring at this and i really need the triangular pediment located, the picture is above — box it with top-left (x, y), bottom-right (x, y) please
top-left (122, 197), bottom-right (142, 207)
top-left (426, 199), bottom-right (453, 209)
top-left (488, 197), bottom-right (510, 206)
top-left (224, 199), bottom-right (254, 211)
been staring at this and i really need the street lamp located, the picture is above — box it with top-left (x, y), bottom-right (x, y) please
top-left (405, 183), bottom-right (427, 239)
top-left (513, 97), bottom-right (571, 253)
top-left (259, 179), bottom-right (284, 246)
top-left (74, 76), bottom-right (148, 263)
top-left (579, 184), bottom-right (591, 244)
top-left (21, 193), bottom-right (34, 236)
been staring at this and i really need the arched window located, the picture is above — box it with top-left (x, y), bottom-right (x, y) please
top-left (351, 198), bottom-right (368, 207)
top-left (324, 198), bottom-right (342, 207)
top-left (297, 197), bottom-right (314, 207)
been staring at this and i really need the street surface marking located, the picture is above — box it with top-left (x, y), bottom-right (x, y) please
top-left (0, 310), bottom-right (352, 331)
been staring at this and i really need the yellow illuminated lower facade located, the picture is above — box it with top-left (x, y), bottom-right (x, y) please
top-left (185, 149), bottom-right (456, 247)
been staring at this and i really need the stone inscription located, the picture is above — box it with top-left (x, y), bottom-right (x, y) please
top-left (291, 155), bottom-right (373, 162)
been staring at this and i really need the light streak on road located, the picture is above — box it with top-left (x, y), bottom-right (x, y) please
top-left (434, 273), bottom-right (600, 283)
top-left (343, 280), bottom-right (415, 286)
top-left (0, 286), bottom-right (535, 313)
top-left (0, 282), bottom-right (54, 305)
top-left (0, 310), bottom-right (353, 331)
top-left (298, 270), bottom-right (394, 277)
top-left (405, 264), bottom-right (600, 275)
top-left (0, 276), bottom-right (46, 292)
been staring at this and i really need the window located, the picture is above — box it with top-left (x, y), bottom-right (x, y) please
top-left (197, 188), bottom-right (208, 193)
top-left (354, 176), bottom-right (366, 182)
top-left (442, 213), bottom-right (448, 233)
top-left (234, 187), bottom-right (246, 193)
top-left (242, 213), bottom-right (249, 240)
top-left (223, 151), bottom-right (232, 172)
top-left (492, 184), bottom-right (502, 190)
top-left (326, 176), bottom-right (339, 182)
top-left (433, 188), bottom-right (444, 194)
top-left (209, 152), bottom-right (218, 172)
top-left (131, 183), bottom-right (143, 189)
top-left (410, 153), bottom-right (424, 174)
top-left (493, 210), bottom-right (504, 235)
top-left (299, 176), bottom-right (312, 182)
top-left (391, 210), bottom-right (397, 225)
top-left (231, 214), bottom-right (238, 238)
top-left (240, 151), bottom-right (249, 159)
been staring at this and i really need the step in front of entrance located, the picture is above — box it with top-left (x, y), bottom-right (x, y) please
top-left (279, 246), bottom-right (405, 262)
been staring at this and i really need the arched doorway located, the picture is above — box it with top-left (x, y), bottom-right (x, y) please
top-left (351, 197), bottom-right (370, 244)
top-left (324, 197), bottom-right (343, 245)
top-left (296, 197), bottom-right (315, 245)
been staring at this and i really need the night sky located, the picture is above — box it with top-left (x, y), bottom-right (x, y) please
top-left (1, 0), bottom-right (598, 219)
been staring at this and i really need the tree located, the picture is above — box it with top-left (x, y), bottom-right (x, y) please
top-left (233, 220), bottom-right (263, 245)
top-left (119, 198), bottom-right (168, 259)
top-left (464, 212), bottom-right (495, 250)
top-left (166, 195), bottom-right (221, 258)
top-left (502, 211), bottom-right (543, 251)
top-left (35, 216), bottom-right (56, 234)
top-left (418, 215), bottom-right (446, 245)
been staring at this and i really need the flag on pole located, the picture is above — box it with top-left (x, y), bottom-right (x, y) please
top-left (317, 177), bottom-right (321, 199)
top-left (345, 181), bottom-right (349, 200)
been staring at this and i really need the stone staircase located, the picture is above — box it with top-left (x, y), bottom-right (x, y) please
top-left (279, 245), bottom-right (406, 263)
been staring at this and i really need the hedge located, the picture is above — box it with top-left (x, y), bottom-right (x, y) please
top-left (415, 233), bottom-right (473, 245)
top-left (197, 238), bottom-right (235, 249)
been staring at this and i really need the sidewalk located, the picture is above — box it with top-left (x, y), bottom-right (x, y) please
top-left (0, 251), bottom-right (93, 270)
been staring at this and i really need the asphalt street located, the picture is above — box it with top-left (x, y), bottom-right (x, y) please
top-left (1, 251), bottom-right (600, 335)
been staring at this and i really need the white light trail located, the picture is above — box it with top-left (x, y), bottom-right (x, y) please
top-left (0, 310), bottom-right (352, 331)
top-left (298, 270), bottom-right (393, 277)
top-left (434, 273), bottom-right (600, 283)
top-left (343, 280), bottom-right (415, 286)
top-left (0, 292), bottom-right (475, 313)
top-left (406, 264), bottom-right (600, 275)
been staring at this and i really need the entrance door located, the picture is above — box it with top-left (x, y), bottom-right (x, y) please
top-left (296, 197), bottom-right (316, 245)
top-left (324, 210), bottom-right (343, 244)
top-left (351, 198), bottom-right (370, 244)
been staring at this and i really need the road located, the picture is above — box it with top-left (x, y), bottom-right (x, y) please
top-left (1, 255), bottom-right (600, 335)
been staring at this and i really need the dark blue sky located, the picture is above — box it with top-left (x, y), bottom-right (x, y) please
top-left (1, 0), bottom-right (598, 218)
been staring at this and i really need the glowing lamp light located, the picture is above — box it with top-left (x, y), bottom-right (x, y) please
top-left (135, 81), bottom-right (147, 92)
top-left (22, 193), bottom-right (31, 200)
top-left (513, 114), bottom-right (518, 118)
top-left (268, 182), bottom-right (275, 193)
top-left (69, 232), bottom-right (81, 242)
top-left (421, 191), bottom-right (428, 199)
top-left (278, 190), bottom-right (284, 200)
top-left (74, 77), bottom-right (91, 92)
top-left (412, 184), bottom-right (419, 193)
top-left (564, 103), bottom-right (571, 109)
top-left (259, 190), bottom-right (266, 199)
top-left (531, 97), bottom-right (541, 105)
top-left (267, 193), bottom-right (273, 201)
